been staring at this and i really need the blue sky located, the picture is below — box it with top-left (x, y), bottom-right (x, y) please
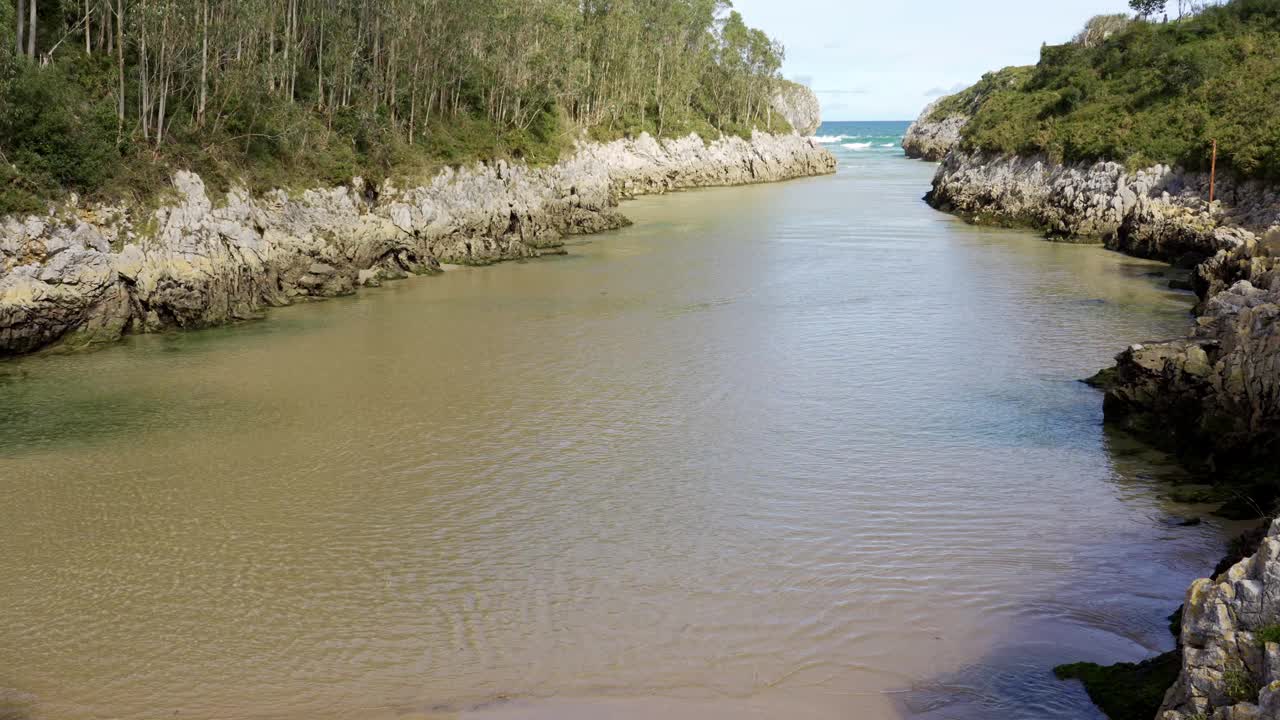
top-left (733, 0), bottom-right (1138, 121)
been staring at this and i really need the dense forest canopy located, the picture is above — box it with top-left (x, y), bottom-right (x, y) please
top-left (0, 0), bottom-right (790, 213)
top-left (953, 0), bottom-right (1280, 181)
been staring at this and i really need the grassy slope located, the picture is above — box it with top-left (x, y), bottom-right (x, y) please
top-left (955, 0), bottom-right (1280, 179)
top-left (925, 65), bottom-right (1033, 123)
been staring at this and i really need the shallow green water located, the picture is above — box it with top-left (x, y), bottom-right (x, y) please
top-left (0, 126), bottom-right (1236, 720)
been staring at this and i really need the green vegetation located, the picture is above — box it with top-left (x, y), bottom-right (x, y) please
top-left (1255, 624), bottom-right (1280, 645)
top-left (1130, 0), bottom-right (1168, 18)
top-left (926, 65), bottom-right (1033, 123)
top-left (1223, 660), bottom-right (1260, 702)
top-left (1055, 652), bottom-right (1182, 720)
top-left (956, 0), bottom-right (1280, 181)
top-left (0, 0), bottom-right (791, 214)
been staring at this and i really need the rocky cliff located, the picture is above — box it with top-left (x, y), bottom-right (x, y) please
top-left (926, 151), bottom-right (1273, 262)
top-left (771, 80), bottom-right (822, 136)
top-left (1160, 520), bottom-right (1280, 719)
top-left (902, 66), bottom-right (1032, 162)
top-left (927, 150), bottom-right (1280, 475)
top-left (0, 132), bottom-right (835, 357)
top-left (902, 98), bottom-right (968, 162)
top-left (1103, 240), bottom-right (1280, 478)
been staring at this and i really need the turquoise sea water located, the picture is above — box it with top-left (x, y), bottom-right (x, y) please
top-left (812, 120), bottom-right (911, 156)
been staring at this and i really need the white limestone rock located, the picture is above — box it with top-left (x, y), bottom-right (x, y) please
top-left (0, 132), bottom-right (835, 356)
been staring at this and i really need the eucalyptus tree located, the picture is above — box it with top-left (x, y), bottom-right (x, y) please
top-left (0, 0), bottom-right (792, 210)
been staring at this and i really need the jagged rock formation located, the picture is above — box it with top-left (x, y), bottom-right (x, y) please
top-left (1160, 520), bottom-right (1280, 719)
top-left (1072, 14), bottom-right (1131, 48)
top-left (1103, 249), bottom-right (1280, 476)
top-left (926, 151), bottom-right (1273, 263)
top-left (0, 132), bottom-right (835, 357)
top-left (925, 150), bottom-right (1280, 473)
top-left (770, 80), bottom-right (822, 136)
top-left (902, 98), bottom-right (968, 162)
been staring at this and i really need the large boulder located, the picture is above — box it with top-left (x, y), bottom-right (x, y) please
top-left (1073, 14), bottom-right (1131, 48)
top-left (902, 99), bottom-right (968, 161)
top-left (771, 80), bottom-right (822, 136)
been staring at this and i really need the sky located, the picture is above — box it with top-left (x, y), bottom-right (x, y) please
top-left (732, 0), bottom-right (1139, 121)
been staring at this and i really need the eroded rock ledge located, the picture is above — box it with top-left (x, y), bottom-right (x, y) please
top-left (1103, 250), bottom-right (1280, 477)
top-left (0, 132), bottom-right (835, 357)
top-left (925, 151), bottom-right (1274, 263)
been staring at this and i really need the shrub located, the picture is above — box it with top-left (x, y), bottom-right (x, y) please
top-left (956, 0), bottom-right (1280, 181)
top-left (1223, 661), bottom-right (1260, 703)
top-left (0, 58), bottom-right (120, 213)
top-left (1255, 624), bottom-right (1280, 645)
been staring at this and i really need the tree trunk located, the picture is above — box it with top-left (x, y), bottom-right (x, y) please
top-left (15, 0), bottom-right (24, 58)
top-left (27, 0), bottom-right (37, 59)
top-left (197, 0), bottom-right (208, 127)
top-left (287, 0), bottom-right (297, 101)
top-left (84, 0), bottom-right (91, 53)
top-left (116, 0), bottom-right (125, 137)
top-left (99, 0), bottom-right (109, 53)
top-left (139, 0), bottom-right (149, 142)
top-left (155, 8), bottom-right (168, 145)
top-left (315, 5), bottom-right (323, 111)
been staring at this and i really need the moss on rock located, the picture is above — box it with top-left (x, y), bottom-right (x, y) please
top-left (1055, 651), bottom-right (1182, 720)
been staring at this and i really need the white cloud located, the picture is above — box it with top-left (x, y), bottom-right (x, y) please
top-left (924, 82), bottom-right (970, 98)
top-left (731, 0), bottom-right (1133, 119)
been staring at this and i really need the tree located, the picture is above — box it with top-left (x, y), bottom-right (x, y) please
top-left (26, 0), bottom-right (35, 59)
top-left (14, 0), bottom-right (23, 58)
top-left (0, 0), bottom-right (793, 212)
top-left (1129, 0), bottom-right (1167, 17)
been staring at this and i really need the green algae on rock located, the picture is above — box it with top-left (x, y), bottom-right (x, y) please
top-left (1056, 652), bottom-right (1182, 720)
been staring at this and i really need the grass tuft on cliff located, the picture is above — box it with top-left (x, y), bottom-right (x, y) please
top-left (956, 0), bottom-right (1280, 180)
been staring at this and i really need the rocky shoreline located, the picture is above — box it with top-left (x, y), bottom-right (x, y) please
top-left (907, 96), bottom-right (1280, 717)
top-left (925, 151), bottom-right (1266, 264)
top-left (924, 149), bottom-right (1280, 479)
top-left (0, 132), bottom-right (835, 358)
top-left (1159, 519), bottom-right (1280, 719)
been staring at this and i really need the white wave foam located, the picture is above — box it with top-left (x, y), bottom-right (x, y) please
top-left (811, 135), bottom-right (844, 144)
top-left (881, 143), bottom-right (896, 148)
top-left (842, 142), bottom-right (873, 150)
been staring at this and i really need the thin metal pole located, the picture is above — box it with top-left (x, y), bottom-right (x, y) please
top-left (1210, 139), bottom-right (1218, 205)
